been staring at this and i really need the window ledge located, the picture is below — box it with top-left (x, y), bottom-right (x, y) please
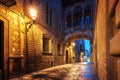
top-left (110, 31), bottom-right (120, 57)
top-left (9, 55), bottom-right (24, 59)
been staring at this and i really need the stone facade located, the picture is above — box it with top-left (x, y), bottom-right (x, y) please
top-left (0, 0), bottom-right (64, 79)
top-left (92, 0), bottom-right (120, 80)
top-left (1, 0), bottom-right (120, 80)
top-left (63, 0), bottom-right (95, 64)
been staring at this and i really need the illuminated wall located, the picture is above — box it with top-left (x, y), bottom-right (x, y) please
top-left (0, 0), bottom-right (64, 79)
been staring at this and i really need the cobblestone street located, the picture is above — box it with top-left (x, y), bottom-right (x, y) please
top-left (10, 62), bottom-right (98, 80)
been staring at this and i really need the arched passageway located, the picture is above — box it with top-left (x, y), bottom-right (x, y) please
top-left (64, 38), bottom-right (92, 63)
top-left (74, 39), bottom-right (92, 62)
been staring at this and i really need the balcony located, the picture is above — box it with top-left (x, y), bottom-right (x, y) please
top-left (65, 22), bottom-right (93, 34)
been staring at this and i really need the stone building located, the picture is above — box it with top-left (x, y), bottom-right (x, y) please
top-left (92, 0), bottom-right (120, 80)
top-left (0, 0), bottom-right (120, 80)
top-left (62, 0), bottom-right (120, 80)
top-left (63, 0), bottom-right (95, 64)
top-left (0, 0), bottom-right (64, 80)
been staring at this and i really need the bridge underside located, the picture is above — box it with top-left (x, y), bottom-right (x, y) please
top-left (64, 30), bottom-right (93, 44)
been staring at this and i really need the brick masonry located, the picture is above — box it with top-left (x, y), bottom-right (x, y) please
top-left (0, 0), bottom-right (64, 79)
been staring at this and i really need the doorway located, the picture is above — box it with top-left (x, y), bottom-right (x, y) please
top-left (66, 50), bottom-right (68, 63)
top-left (0, 20), bottom-right (4, 79)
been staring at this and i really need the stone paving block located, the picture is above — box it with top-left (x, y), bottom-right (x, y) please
top-left (10, 62), bottom-right (98, 80)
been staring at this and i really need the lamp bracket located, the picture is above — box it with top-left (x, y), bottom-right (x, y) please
top-left (25, 20), bottom-right (35, 32)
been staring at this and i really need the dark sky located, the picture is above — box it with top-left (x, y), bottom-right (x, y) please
top-left (61, 0), bottom-right (83, 8)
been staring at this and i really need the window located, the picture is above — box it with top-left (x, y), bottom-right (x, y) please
top-left (66, 15), bottom-right (71, 28)
top-left (73, 12), bottom-right (82, 26)
top-left (46, 3), bottom-right (52, 27)
top-left (49, 10), bottom-right (52, 26)
top-left (46, 3), bottom-right (49, 24)
top-left (85, 16), bottom-right (90, 24)
top-left (43, 38), bottom-right (49, 53)
top-left (43, 34), bottom-right (52, 53)
top-left (84, 9), bottom-right (91, 24)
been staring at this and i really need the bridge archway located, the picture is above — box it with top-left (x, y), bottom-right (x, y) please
top-left (64, 30), bottom-right (93, 45)
top-left (64, 31), bottom-right (93, 63)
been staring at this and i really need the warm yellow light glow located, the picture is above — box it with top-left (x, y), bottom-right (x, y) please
top-left (72, 42), bottom-right (75, 47)
top-left (29, 8), bottom-right (37, 20)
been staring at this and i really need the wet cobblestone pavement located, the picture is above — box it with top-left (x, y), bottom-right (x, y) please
top-left (10, 62), bottom-right (98, 80)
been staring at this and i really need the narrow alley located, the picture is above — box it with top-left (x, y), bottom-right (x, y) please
top-left (10, 62), bottom-right (98, 80)
top-left (0, 0), bottom-right (120, 80)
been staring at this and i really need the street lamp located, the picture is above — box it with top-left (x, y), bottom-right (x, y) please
top-left (25, 7), bottom-right (37, 73)
top-left (25, 8), bottom-right (37, 31)
top-left (71, 42), bottom-right (75, 47)
top-left (29, 8), bottom-right (37, 20)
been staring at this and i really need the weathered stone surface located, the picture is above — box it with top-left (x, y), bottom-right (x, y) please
top-left (116, 1), bottom-right (120, 28)
top-left (110, 31), bottom-right (120, 56)
top-left (0, 0), bottom-right (64, 79)
top-left (109, 0), bottom-right (117, 16)
top-left (117, 59), bottom-right (120, 80)
top-left (10, 62), bottom-right (98, 80)
top-left (93, 0), bottom-right (120, 80)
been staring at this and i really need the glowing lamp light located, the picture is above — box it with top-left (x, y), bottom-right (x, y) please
top-left (72, 42), bottom-right (75, 47)
top-left (29, 8), bottom-right (37, 20)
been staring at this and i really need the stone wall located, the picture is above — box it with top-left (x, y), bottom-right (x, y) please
top-left (93, 0), bottom-right (120, 80)
top-left (21, 0), bottom-right (64, 76)
top-left (0, 0), bottom-right (64, 79)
